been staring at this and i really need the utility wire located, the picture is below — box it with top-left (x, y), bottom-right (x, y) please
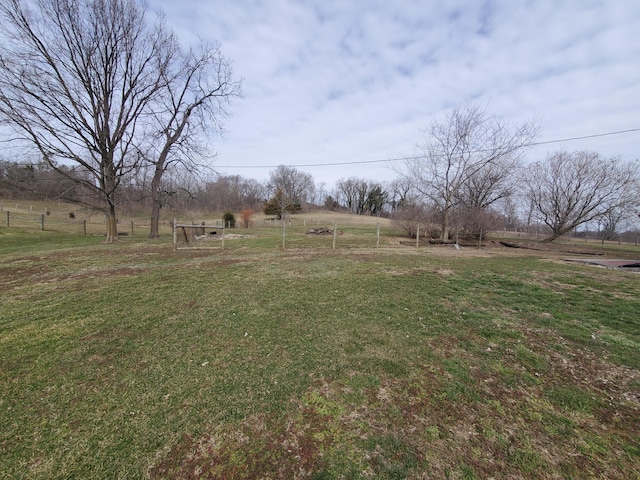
top-left (215, 128), bottom-right (640, 169)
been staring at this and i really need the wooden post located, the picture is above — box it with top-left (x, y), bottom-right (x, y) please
top-left (416, 226), bottom-right (419, 248)
top-left (131, 221), bottom-right (134, 237)
top-left (376, 223), bottom-right (380, 248)
top-left (478, 228), bottom-right (482, 249)
top-left (172, 219), bottom-right (177, 249)
top-left (332, 222), bottom-right (337, 249)
top-left (6, 211), bottom-right (9, 228)
top-left (83, 220), bottom-right (87, 236)
top-left (40, 214), bottom-right (45, 231)
top-left (222, 226), bottom-right (225, 249)
top-left (282, 221), bottom-right (286, 249)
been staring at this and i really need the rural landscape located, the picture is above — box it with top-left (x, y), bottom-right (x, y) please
top-left (1, 0), bottom-right (639, 478)
top-left (1, 201), bottom-right (639, 478)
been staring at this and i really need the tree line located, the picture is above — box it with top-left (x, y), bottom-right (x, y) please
top-left (0, 1), bottom-right (638, 243)
top-left (3, 141), bottom-right (639, 243)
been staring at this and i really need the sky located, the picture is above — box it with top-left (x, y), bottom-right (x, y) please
top-left (158, 0), bottom-right (640, 188)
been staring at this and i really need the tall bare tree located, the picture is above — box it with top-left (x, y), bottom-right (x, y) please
top-left (0, 0), bottom-right (174, 241)
top-left (267, 165), bottom-right (313, 220)
top-left (388, 177), bottom-right (413, 213)
top-left (523, 151), bottom-right (640, 242)
top-left (402, 103), bottom-right (537, 241)
top-left (143, 43), bottom-right (241, 238)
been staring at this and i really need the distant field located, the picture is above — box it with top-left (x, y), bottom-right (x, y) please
top-left (1, 223), bottom-right (639, 479)
top-left (0, 199), bottom-right (391, 237)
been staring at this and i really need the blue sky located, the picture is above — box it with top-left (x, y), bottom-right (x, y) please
top-left (159, 0), bottom-right (640, 186)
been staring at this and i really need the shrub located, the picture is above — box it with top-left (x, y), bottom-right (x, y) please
top-left (241, 209), bottom-right (254, 228)
top-left (222, 211), bottom-right (236, 228)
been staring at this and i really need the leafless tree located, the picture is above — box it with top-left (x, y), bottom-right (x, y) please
top-left (266, 165), bottom-right (313, 220)
top-left (599, 206), bottom-right (632, 241)
top-left (335, 177), bottom-right (362, 214)
top-left (401, 102), bottom-right (537, 241)
top-left (200, 174), bottom-right (266, 212)
top-left (0, 0), bottom-right (175, 241)
top-left (456, 156), bottom-right (519, 210)
top-left (523, 151), bottom-right (640, 242)
top-left (335, 177), bottom-right (387, 215)
top-left (388, 177), bottom-right (414, 213)
top-left (143, 43), bottom-right (241, 238)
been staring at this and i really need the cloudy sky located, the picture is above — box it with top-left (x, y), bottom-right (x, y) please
top-left (158, 0), bottom-right (639, 187)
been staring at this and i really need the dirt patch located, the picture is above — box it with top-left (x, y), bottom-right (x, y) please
top-left (499, 240), bottom-right (640, 258)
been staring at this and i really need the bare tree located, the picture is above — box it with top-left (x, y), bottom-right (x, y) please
top-left (335, 177), bottom-right (360, 213)
top-left (200, 174), bottom-right (266, 212)
top-left (523, 151), bottom-right (640, 242)
top-left (336, 177), bottom-right (384, 215)
top-left (143, 43), bottom-right (241, 238)
top-left (267, 165), bottom-right (313, 219)
top-left (599, 205), bottom-right (632, 242)
top-left (401, 103), bottom-right (537, 241)
top-left (0, 0), bottom-right (175, 241)
top-left (388, 177), bottom-right (413, 213)
top-left (456, 156), bottom-right (519, 210)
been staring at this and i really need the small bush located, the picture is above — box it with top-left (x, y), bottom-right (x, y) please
top-left (222, 211), bottom-right (236, 228)
top-left (241, 209), bottom-right (254, 228)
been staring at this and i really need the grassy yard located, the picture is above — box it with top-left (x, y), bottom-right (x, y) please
top-left (1, 225), bottom-right (639, 479)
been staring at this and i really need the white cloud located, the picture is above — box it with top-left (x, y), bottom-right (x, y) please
top-left (158, 0), bottom-right (640, 186)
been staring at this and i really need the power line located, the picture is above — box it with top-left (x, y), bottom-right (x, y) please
top-left (530, 128), bottom-right (640, 146)
top-left (215, 127), bottom-right (640, 169)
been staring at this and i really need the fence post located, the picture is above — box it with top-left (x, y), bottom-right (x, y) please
top-left (6, 211), bottom-right (9, 228)
top-left (332, 222), bottom-right (337, 249)
top-left (131, 221), bottom-right (134, 237)
top-left (83, 220), bottom-right (87, 236)
top-left (40, 214), bottom-right (45, 231)
top-left (172, 219), bottom-right (177, 249)
top-left (221, 226), bottom-right (225, 249)
top-left (282, 220), bottom-right (286, 248)
top-left (376, 223), bottom-right (380, 248)
top-left (416, 226), bottom-right (420, 248)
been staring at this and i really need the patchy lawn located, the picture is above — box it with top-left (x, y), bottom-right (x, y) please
top-left (1, 230), bottom-right (639, 479)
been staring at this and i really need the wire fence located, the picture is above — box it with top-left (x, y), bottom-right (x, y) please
top-left (3, 202), bottom-right (638, 248)
top-left (0, 203), bottom-right (154, 237)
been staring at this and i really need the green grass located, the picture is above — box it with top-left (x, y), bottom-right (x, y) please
top-left (1, 227), bottom-right (639, 479)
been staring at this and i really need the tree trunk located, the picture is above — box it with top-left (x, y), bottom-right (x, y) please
top-left (540, 230), bottom-right (564, 243)
top-left (148, 169), bottom-right (162, 238)
top-left (105, 202), bottom-right (119, 243)
top-left (149, 198), bottom-right (161, 239)
top-left (441, 200), bottom-right (451, 241)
